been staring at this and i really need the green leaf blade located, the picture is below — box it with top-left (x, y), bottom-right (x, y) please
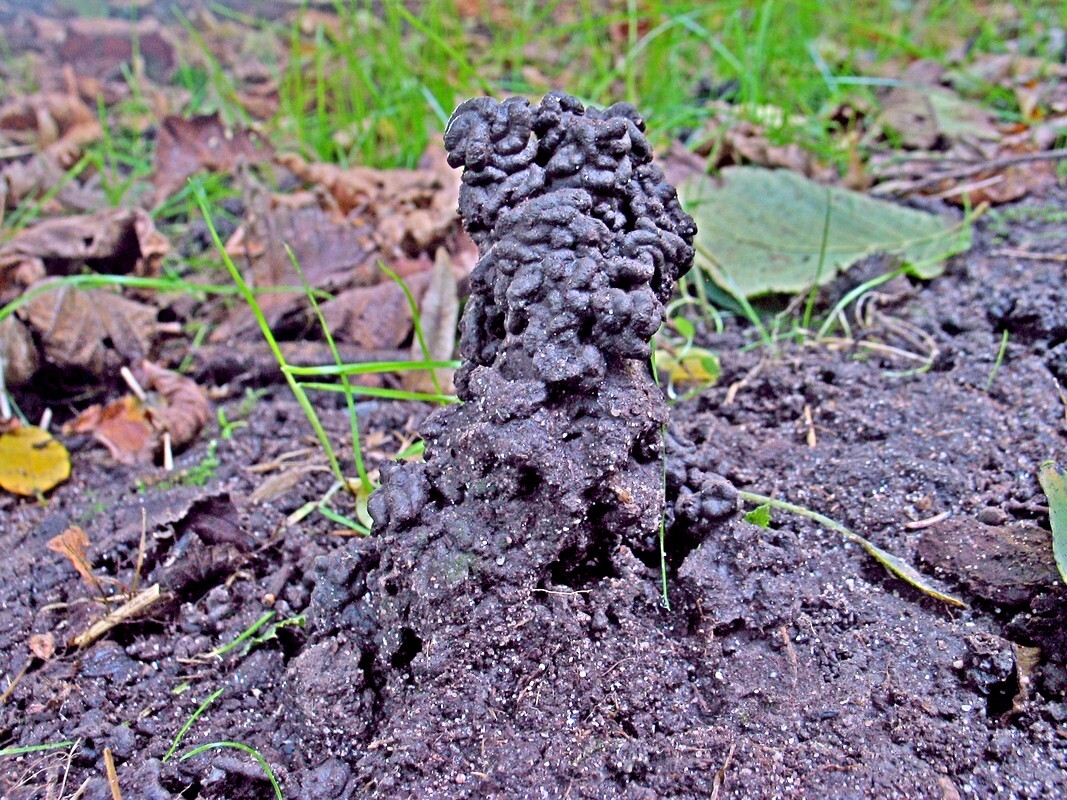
top-left (1038, 461), bottom-right (1067, 585)
top-left (680, 167), bottom-right (972, 298)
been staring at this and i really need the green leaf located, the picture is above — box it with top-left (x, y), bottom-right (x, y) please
top-left (1038, 461), bottom-right (1067, 585)
top-left (680, 167), bottom-right (972, 298)
top-left (744, 503), bottom-right (772, 528)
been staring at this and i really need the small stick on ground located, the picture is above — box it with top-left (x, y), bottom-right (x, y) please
top-left (103, 747), bottom-right (122, 800)
top-left (120, 366), bottom-right (147, 402)
top-left (39, 408), bottom-right (52, 432)
top-left (710, 742), bottom-right (737, 800)
top-left (131, 508), bottom-right (147, 596)
top-left (72, 584), bottom-right (163, 648)
top-left (993, 248), bottom-right (1067, 263)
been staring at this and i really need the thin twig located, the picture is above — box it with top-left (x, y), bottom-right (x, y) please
top-left (993, 248), bottom-right (1067, 263)
top-left (874, 148), bottom-right (1067, 196)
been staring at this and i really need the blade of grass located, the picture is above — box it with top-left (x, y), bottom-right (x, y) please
top-left (283, 360), bottom-right (461, 377)
top-left (983, 330), bottom-right (1010, 392)
top-left (194, 186), bottom-right (349, 492)
top-left (802, 187), bottom-right (833, 331)
top-left (0, 741), bottom-right (75, 757)
top-left (180, 741), bottom-right (283, 800)
top-left (285, 244), bottom-right (372, 494)
top-left (300, 382), bottom-right (458, 403)
top-left (737, 489), bottom-right (965, 607)
top-left (163, 688), bottom-right (224, 763)
top-left (208, 612), bottom-right (276, 658)
top-left (378, 262), bottom-right (444, 397)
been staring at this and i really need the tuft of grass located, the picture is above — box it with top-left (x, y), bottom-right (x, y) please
top-left (195, 190), bottom-right (460, 533)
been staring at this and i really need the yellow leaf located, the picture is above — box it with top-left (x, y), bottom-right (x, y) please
top-left (0, 424), bottom-right (71, 495)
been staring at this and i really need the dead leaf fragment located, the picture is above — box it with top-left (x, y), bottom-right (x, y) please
top-left (64, 361), bottom-right (209, 464)
top-left (153, 113), bottom-right (273, 205)
top-left (65, 395), bottom-right (155, 465)
top-left (28, 632), bottom-right (55, 661)
top-left (0, 316), bottom-right (38, 388)
top-left (46, 526), bottom-right (96, 588)
top-left (0, 91), bottom-right (101, 164)
top-left (139, 360), bottom-right (210, 453)
top-left (405, 247), bottom-right (458, 394)
top-left (19, 285), bottom-right (159, 381)
top-left (0, 423), bottom-right (71, 495)
top-left (55, 17), bottom-right (177, 83)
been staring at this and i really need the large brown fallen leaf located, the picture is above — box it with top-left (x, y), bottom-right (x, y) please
top-left (0, 207), bottom-right (168, 300)
top-left (19, 285), bottom-right (159, 380)
top-left (65, 361), bottom-right (209, 464)
top-left (0, 421), bottom-right (70, 495)
top-left (153, 113), bottom-right (273, 206)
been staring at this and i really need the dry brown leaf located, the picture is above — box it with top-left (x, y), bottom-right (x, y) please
top-left (686, 110), bottom-right (837, 183)
top-left (0, 152), bottom-right (105, 214)
top-left (153, 113), bottom-right (273, 205)
top-left (0, 208), bottom-right (168, 302)
top-left (0, 315), bottom-right (38, 388)
top-left (139, 360), bottom-right (210, 453)
top-left (405, 247), bottom-right (458, 395)
top-left (320, 271), bottom-right (431, 351)
top-left (0, 91), bottom-right (100, 161)
top-left (277, 147), bottom-right (460, 252)
top-left (64, 395), bottom-right (155, 465)
top-left (46, 526), bottom-right (97, 589)
top-left (53, 17), bottom-right (176, 82)
top-left (28, 632), bottom-right (55, 661)
top-left (19, 285), bottom-right (158, 380)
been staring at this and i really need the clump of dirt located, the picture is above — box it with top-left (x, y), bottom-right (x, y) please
top-left (286, 91), bottom-right (738, 796)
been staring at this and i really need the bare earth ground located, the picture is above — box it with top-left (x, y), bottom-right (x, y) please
top-left (1, 188), bottom-right (1066, 798)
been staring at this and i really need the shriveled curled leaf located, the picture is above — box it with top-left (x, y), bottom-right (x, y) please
top-left (681, 167), bottom-right (972, 298)
top-left (65, 361), bottom-right (209, 464)
top-left (65, 395), bottom-right (155, 465)
top-left (1038, 460), bottom-right (1067, 585)
top-left (28, 632), bottom-right (55, 661)
top-left (46, 526), bottom-right (95, 589)
top-left (0, 423), bottom-right (70, 495)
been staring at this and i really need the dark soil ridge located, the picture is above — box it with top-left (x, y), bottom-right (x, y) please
top-left (2, 157), bottom-right (1066, 799)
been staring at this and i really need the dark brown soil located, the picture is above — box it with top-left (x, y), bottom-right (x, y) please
top-left (2, 189), bottom-right (1066, 799)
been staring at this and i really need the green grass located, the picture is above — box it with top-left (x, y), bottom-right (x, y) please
top-left (167, 0), bottom-right (1063, 170)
